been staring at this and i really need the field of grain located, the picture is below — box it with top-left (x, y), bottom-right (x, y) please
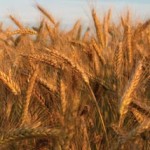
top-left (0, 4), bottom-right (149, 150)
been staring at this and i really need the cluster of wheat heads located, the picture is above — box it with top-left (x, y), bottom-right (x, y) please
top-left (0, 5), bottom-right (149, 150)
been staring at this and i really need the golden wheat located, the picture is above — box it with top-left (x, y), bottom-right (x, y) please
top-left (0, 5), bottom-right (149, 149)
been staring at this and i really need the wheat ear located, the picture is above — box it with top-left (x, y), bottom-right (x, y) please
top-left (7, 28), bottom-right (37, 36)
top-left (119, 60), bottom-right (144, 127)
top-left (131, 108), bottom-right (146, 123)
top-left (127, 23), bottom-right (133, 64)
top-left (104, 9), bottom-right (111, 47)
top-left (134, 19), bottom-right (150, 38)
top-left (0, 127), bottom-right (62, 145)
top-left (37, 4), bottom-right (56, 25)
top-left (60, 79), bottom-right (67, 114)
top-left (44, 47), bottom-right (90, 84)
top-left (21, 66), bottom-right (39, 126)
top-left (9, 15), bottom-right (23, 29)
top-left (91, 38), bottom-right (106, 65)
top-left (37, 77), bottom-right (56, 93)
top-left (21, 53), bottom-right (62, 69)
top-left (0, 70), bottom-right (20, 95)
top-left (82, 27), bottom-right (90, 42)
top-left (114, 42), bottom-right (123, 80)
top-left (126, 119), bottom-right (150, 141)
top-left (92, 9), bottom-right (104, 47)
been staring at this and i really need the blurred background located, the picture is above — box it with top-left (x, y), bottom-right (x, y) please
top-left (0, 0), bottom-right (150, 28)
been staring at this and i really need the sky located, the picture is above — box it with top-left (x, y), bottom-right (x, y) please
top-left (0, 0), bottom-right (150, 28)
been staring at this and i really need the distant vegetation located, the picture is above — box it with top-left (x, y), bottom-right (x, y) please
top-left (0, 4), bottom-right (149, 150)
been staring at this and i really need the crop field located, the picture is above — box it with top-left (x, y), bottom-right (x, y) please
top-left (0, 4), bottom-right (149, 150)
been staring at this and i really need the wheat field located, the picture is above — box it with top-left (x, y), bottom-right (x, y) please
top-left (0, 4), bottom-right (149, 150)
